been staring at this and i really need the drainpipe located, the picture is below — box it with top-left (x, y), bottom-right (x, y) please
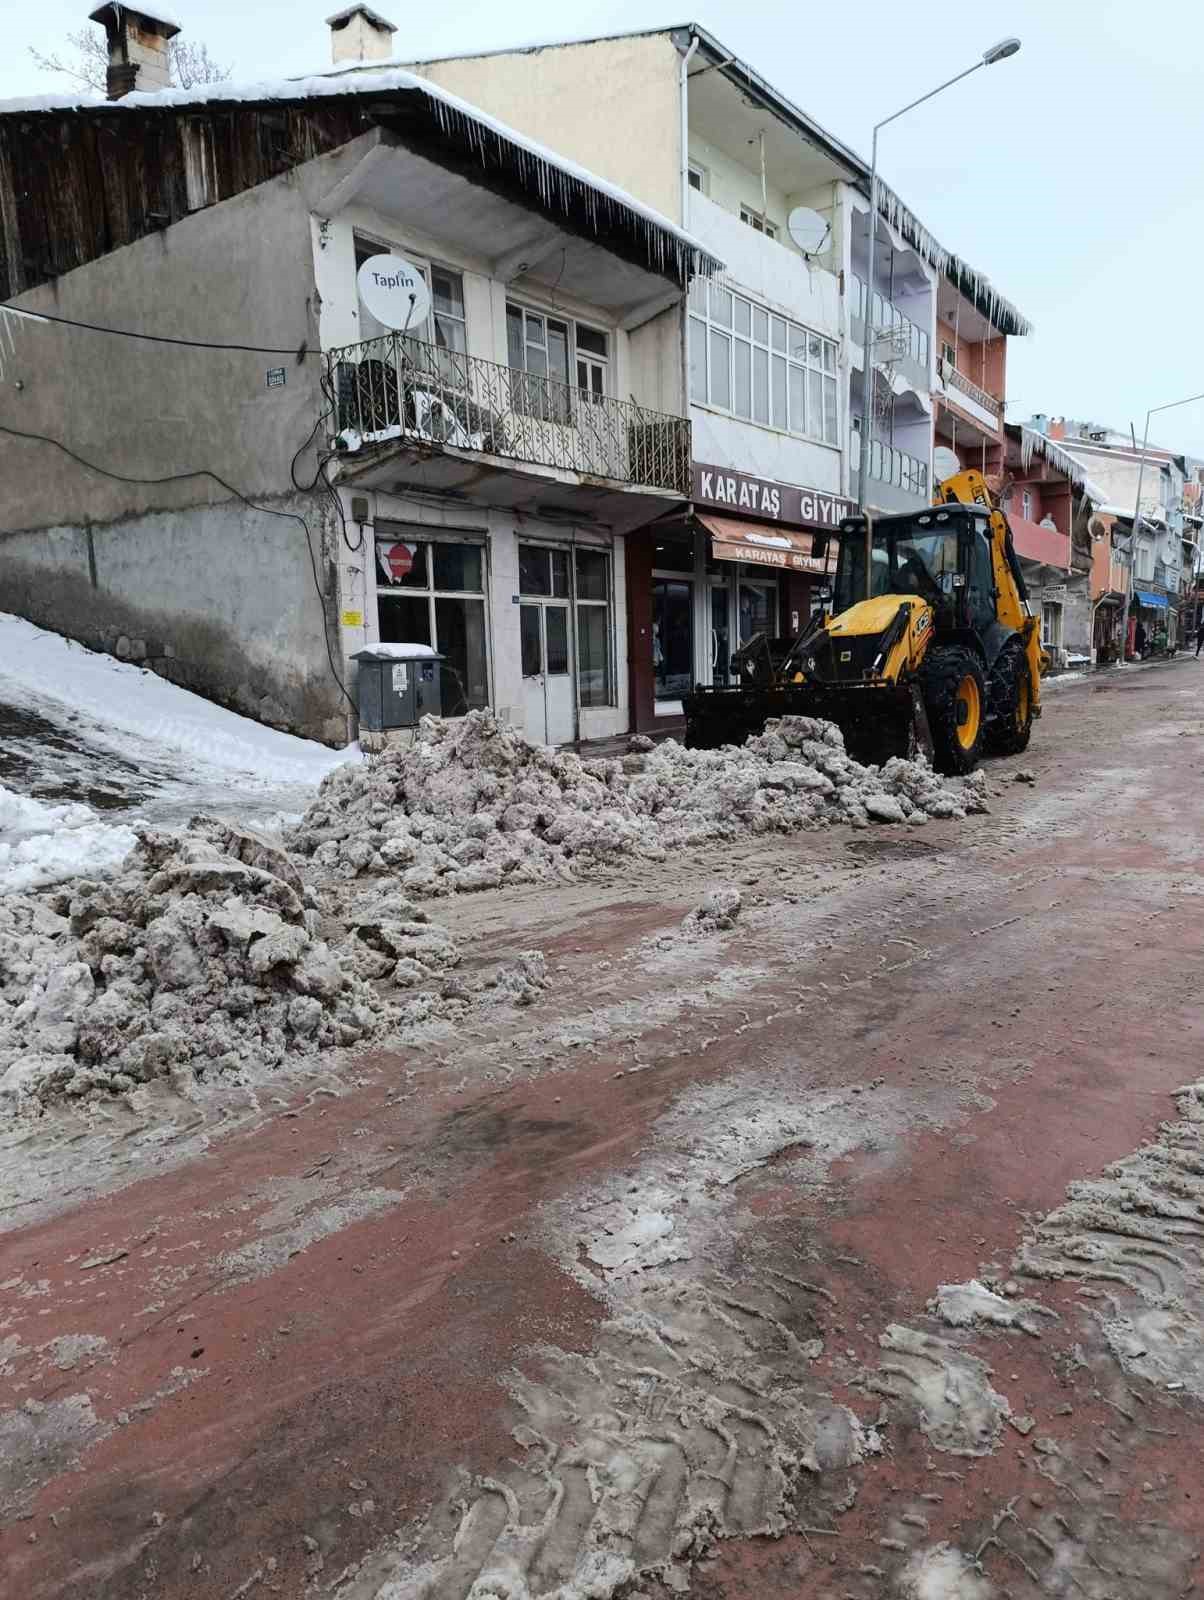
top-left (678, 28), bottom-right (702, 659)
top-left (679, 33), bottom-right (700, 222)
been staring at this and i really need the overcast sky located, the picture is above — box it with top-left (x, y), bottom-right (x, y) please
top-left (6, 0), bottom-right (1204, 455)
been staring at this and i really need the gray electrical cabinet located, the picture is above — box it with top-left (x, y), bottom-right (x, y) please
top-left (352, 646), bottom-right (445, 731)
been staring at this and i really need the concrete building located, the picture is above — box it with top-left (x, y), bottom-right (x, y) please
top-left (933, 275), bottom-right (1016, 483)
top-left (405, 22), bottom-right (1029, 731)
top-left (1034, 418), bottom-right (1189, 653)
top-left (1000, 426), bottom-right (1104, 667)
top-left (0, 7), bottom-right (716, 744)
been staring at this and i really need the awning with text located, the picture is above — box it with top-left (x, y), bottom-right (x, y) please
top-left (698, 514), bottom-right (835, 575)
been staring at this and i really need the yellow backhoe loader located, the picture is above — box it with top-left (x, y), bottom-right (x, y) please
top-left (683, 469), bottom-right (1044, 774)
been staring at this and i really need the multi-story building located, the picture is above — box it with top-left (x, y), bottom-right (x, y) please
top-left (406, 20), bottom-right (1028, 731)
top-left (933, 275), bottom-right (1021, 483)
top-left (1035, 418), bottom-right (1188, 652)
top-left (1000, 425), bottom-right (1103, 666)
top-left (0, 5), bottom-right (712, 744)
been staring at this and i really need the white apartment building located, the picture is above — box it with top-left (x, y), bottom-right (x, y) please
top-left (408, 20), bottom-right (1027, 730)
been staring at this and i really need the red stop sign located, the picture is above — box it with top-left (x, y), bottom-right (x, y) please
top-left (385, 542), bottom-right (413, 581)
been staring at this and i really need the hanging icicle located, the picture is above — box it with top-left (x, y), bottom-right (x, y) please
top-left (1018, 427), bottom-right (1105, 500)
top-left (875, 182), bottom-right (1032, 339)
top-left (428, 92), bottom-right (721, 287)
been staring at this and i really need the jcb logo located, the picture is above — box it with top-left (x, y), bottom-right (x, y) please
top-left (914, 612), bottom-right (931, 635)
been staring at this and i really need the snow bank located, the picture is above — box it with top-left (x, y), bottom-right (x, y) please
top-left (0, 784), bottom-right (139, 896)
top-left (0, 788), bottom-right (96, 834)
top-left (0, 816), bottom-right (549, 1113)
top-left (0, 613), bottom-right (357, 788)
top-left (292, 710), bottom-right (987, 896)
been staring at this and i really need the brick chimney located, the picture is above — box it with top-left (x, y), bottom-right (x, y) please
top-left (89, 3), bottom-right (179, 99)
top-left (326, 5), bottom-right (396, 65)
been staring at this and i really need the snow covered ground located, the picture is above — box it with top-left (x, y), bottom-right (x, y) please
top-left (0, 614), bottom-right (359, 892)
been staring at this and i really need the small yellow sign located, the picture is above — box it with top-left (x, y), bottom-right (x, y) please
top-left (340, 610), bottom-right (364, 628)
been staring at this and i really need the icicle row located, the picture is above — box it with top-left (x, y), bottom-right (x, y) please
top-left (429, 96), bottom-right (707, 285)
top-left (876, 182), bottom-right (1032, 339)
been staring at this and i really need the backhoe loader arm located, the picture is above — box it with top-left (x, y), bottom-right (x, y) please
top-left (932, 468), bottom-right (1044, 716)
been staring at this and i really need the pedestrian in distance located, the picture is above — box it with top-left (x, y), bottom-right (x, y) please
top-left (1196, 623), bottom-right (1204, 656)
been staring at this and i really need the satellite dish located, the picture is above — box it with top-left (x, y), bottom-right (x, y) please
top-left (356, 254), bottom-right (431, 333)
top-left (933, 446), bottom-right (961, 485)
top-left (787, 206), bottom-right (831, 256)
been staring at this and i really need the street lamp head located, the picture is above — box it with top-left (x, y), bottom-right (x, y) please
top-left (983, 37), bottom-right (1021, 64)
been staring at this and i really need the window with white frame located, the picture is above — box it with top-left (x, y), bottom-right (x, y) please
top-left (739, 205), bottom-right (777, 240)
top-left (1021, 490), bottom-right (1033, 521)
top-left (574, 548), bottom-right (613, 707)
top-left (375, 529), bottom-right (489, 715)
top-left (353, 234), bottom-right (466, 380)
top-left (506, 303), bottom-right (609, 422)
top-left (1041, 601), bottom-right (1063, 649)
top-left (687, 161), bottom-right (708, 194)
top-left (688, 280), bottom-right (838, 445)
top-left (1136, 542), bottom-right (1155, 582)
top-left (941, 340), bottom-right (957, 370)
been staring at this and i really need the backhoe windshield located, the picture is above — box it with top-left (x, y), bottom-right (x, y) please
top-left (834, 524), bottom-right (960, 614)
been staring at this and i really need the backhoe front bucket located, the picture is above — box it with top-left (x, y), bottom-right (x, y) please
top-left (683, 681), bottom-right (926, 767)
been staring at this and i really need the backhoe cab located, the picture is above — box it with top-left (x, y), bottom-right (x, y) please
top-left (683, 469), bottom-right (1043, 774)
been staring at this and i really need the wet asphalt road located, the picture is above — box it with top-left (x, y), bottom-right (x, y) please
top-left (1, 659), bottom-right (1203, 1599)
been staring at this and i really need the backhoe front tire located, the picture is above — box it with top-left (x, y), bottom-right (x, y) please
top-left (985, 644), bottom-right (1034, 757)
top-left (919, 645), bottom-right (986, 775)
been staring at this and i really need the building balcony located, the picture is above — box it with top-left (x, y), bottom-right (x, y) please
top-left (326, 334), bottom-right (692, 531)
top-left (850, 275), bottom-right (931, 396)
top-left (1154, 559), bottom-right (1182, 593)
top-left (851, 434), bottom-right (930, 513)
top-left (934, 357), bottom-right (1003, 434)
top-left (1010, 514), bottom-right (1070, 571)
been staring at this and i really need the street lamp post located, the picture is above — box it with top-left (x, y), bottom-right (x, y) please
top-left (1117, 390), bottom-right (1204, 660)
top-left (857, 38), bottom-right (1021, 515)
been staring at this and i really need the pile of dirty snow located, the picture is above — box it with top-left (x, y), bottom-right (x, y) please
top-left (0, 783), bottom-right (140, 896)
top-left (292, 711), bottom-right (987, 896)
top-left (0, 817), bottom-right (540, 1113)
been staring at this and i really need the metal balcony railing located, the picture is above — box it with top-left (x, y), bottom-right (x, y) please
top-left (851, 433), bottom-right (929, 497)
top-left (936, 357), bottom-right (1003, 421)
top-left (851, 275), bottom-right (931, 372)
top-left (326, 333), bottom-right (692, 496)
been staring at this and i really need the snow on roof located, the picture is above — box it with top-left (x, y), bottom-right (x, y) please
top-left (1016, 426), bottom-right (1108, 504)
top-left (0, 64), bottom-right (721, 284)
top-left (89, 1), bottom-right (181, 31)
top-left (325, 4), bottom-right (396, 30)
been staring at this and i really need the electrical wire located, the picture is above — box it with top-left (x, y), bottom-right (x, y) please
top-left (0, 421), bottom-right (358, 717)
top-left (0, 302), bottom-right (316, 359)
top-left (290, 364), bottom-right (363, 555)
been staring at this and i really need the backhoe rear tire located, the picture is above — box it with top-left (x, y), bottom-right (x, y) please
top-left (985, 643), bottom-right (1034, 756)
top-left (919, 645), bottom-right (986, 775)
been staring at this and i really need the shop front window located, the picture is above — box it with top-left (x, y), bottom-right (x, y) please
top-left (738, 580), bottom-right (777, 645)
top-left (653, 578), bottom-right (694, 700)
top-left (376, 529), bottom-right (488, 715)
